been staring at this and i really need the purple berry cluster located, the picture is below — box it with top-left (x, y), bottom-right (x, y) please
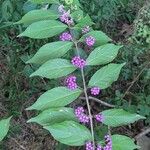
top-left (86, 141), bottom-right (94, 150)
top-left (86, 135), bottom-right (112, 150)
top-left (85, 36), bottom-right (96, 47)
top-left (71, 56), bottom-right (86, 68)
top-left (60, 32), bottom-right (72, 41)
top-left (91, 87), bottom-right (101, 96)
top-left (75, 107), bottom-right (89, 123)
top-left (95, 114), bottom-right (104, 123)
top-left (103, 135), bottom-right (112, 150)
top-left (82, 26), bottom-right (90, 34)
top-left (58, 5), bottom-right (73, 25)
top-left (65, 75), bottom-right (77, 90)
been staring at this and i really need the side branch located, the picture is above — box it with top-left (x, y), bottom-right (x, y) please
top-left (80, 96), bottom-right (115, 108)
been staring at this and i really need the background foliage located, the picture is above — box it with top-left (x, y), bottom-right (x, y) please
top-left (0, 0), bottom-right (149, 149)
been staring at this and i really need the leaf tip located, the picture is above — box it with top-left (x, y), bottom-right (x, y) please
top-left (17, 33), bottom-right (23, 37)
top-left (13, 21), bottom-right (21, 25)
top-left (26, 106), bottom-right (33, 111)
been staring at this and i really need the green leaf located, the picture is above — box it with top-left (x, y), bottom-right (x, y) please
top-left (79, 30), bottom-right (112, 46)
top-left (28, 107), bottom-right (77, 125)
top-left (18, 20), bottom-right (67, 39)
top-left (112, 134), bottom-right (140, 150)
top-left (86, 44), bottom-right (123, 66)
top-left (27, 87), bottom-right (82, 110)
top-left (44, 121), bottom-right (92, 146)
top-left (74, 15), bottom-right (94, 29)
top-left (29, 0), bottom-right (60, 4)
top-left (15, 9), bottom-right (59, 24)
top-left (101, 109), bottom-right (145, 127)
top-left (88, 63), bottom-right (125, 89)
top-left (27, 41), bottom-right (73, 64)
top-left (71, 9), bottom-right (83, 22)
top-left (0, 117), bottom-right (12, 141)
top-left (30, 59), bottom-right (76, 79)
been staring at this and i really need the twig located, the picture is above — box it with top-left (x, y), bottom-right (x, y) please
top-left (80, 96), bottom-right (115, 108)
top-left (11, 138), bottom-right (26, 150)
top-left (89, 96), bottom-right (115, 108)
top-left (122, 63), bottom-right (150, 99)
top-left (135, 128), bottom-right (150, 140)
top-left (108, 126), bottom-right (111, 136)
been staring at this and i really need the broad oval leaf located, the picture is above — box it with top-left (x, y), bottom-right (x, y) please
top-left (88, 63), bottom-right (125, 89)
top-left (0, 117), bottom-right (12, 141)
top-left (28, 107), bottom-right (77, 126)
top-left (44, 121), bottom-right (92, 146)
top-left (79, 30), bottom-right (112, 46)
top-left (26, 87), bottom-right (82, 110)
top-left (30, 59), bottom-right (76, 79)
top-left (86, 44), bottom-right (123, 66)
top-left (15, 9), bottom-right (59, 24)
top-left (18, 20), bottom-right (67, 39)
top-left (74, 15), bottom-right (94, 29)
top-left (27, 41), bottom-right (73, 64)
top-left (101, 109), bottom-right (145, 127)
top-left (112, 134), bottom-right (140, 150)
top-left (29, 0), bottom-right (59, 4)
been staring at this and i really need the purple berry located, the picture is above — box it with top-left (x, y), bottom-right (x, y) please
top-left (85, 36), bottom-right (96, 47)
top-left (82, 26), bottom-right (90, 34)
top-left (104, 135), bottom-right (112, 150)
top-left (95, 114), bottom-right (104, 123)
top-left (86, 141), bottom-right (94, 150)
top-left (91, 87), bottom-right (101, 96)
top-left (71, 56), bottom-right (86, 68)
top-left (60, 10), bottom-right (73, 25)
top-left (97, 145), bottom-right (103, 150)
top-left (75, 107), bottom-right (89, 123)
top-left (60, 32), bottom-right (72, 41)
top-left (65, 75), bottom-right (78, 90)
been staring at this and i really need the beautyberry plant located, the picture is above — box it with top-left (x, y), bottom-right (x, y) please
top-left (16, 0), bottom-right (145, 149)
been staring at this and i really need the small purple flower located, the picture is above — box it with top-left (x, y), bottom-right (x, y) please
top-left (60, 32), bottom-right (72, 41)
top-left (75, 107), bottom-right (90, 123)
top-left (82, 26), bottom-right (90, 34)
top-left (65, 75), bottom-right (77, 90)
top-left (85, 36), bottom-right (96, 47)
top-left (97, 145), bottom-right (103, 150)
top-left (71, 56), bottom-right (86, 68)
top-left (86, 141), bottom-right (94, 150)
top-left (91, 87), bottom-right (101, 96)
top-left (95, 114), bottom-right (104, 123)
top-left (60, 10), bottom-right (73, 25)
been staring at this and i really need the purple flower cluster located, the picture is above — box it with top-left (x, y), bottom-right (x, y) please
top-left (86, 141), bottom-right (94, 150)
top-left (95, 114), bottom-right (104, 123)
top-left (75, 107), bottom-right (89, 123)
top-left (71, 56), bottom-right (86, 68)
top-left (86, 135), bottom-right (112, 150)
top-left (58, 5), bottom-right (73, 25)
top-left (85, 36), bottom-right (96, 47)
top-left (91, 87), bottom-right (101, 95)
top-left (82, 26), bottom-right (90, 34)
top-left (60, 32), bottom-right (72, 41)
top-left (65, 75), bottom-right (77, 90)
